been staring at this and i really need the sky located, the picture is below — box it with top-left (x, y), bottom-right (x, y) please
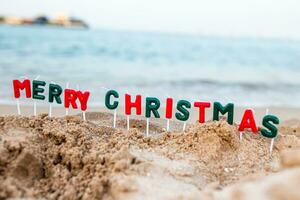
top-left (1, 0), bottom-right (300, 39)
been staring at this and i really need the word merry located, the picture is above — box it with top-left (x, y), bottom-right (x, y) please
top-left (13, 79), bottom-right (90, 111)
top-left (105, 90), bottom-right (280, 138)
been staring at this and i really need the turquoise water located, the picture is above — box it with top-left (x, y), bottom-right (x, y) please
top-left (1, 25), bottom-right (300, 106)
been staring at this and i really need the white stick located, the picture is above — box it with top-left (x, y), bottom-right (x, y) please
top-left (165, 94), bottom-right (171, 132)
top-left (76, 84), bottom-right (86, 121)
top-left (146, 118), bottom-right (150, 137)
top-left (266, 108), bottom-right (275, 156)
top-left (166, 119), bottom-right (170, 132)
top-left (83, 111), bottom-right (86, 121)
top-left (183, 122), bottom-right (186, 132)
top-left (48, 80), bottom-right (59, 118)
top-left (270, 138), bottom-right (275, 156)
top-left (100, 86), bottom-right (109, 90)
top-left (239, 132), bottom-right (243, 141)
top-left (65, 82), bottom-right (69, 116)
top-left (49, 103), bottom-right (52, 118)
top-left (16, 76), bottom-right (30, 116)
top-left (19, 76), bottom-right (29, 80)
top-left (127, 115), bottom-right (130, 131)
top-left (33, 75), bottom-right (40, 116)
top-left (16, 99), bottom-right (21, 115)
top-left (33, 101), bottom-right (37, 116)
top-left (113, 109), bottom-right (117, 128)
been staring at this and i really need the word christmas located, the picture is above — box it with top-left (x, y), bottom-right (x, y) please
top-left (12, 79), bottom-right (280, 140)
top-left (104, 90), bottom-right (280, 139)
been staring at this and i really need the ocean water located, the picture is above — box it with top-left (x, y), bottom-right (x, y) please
top-left (1, 25), bottom-right (300, 107)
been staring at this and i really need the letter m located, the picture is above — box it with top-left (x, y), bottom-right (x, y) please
top-left (13, 79), bottom-right (32, 98)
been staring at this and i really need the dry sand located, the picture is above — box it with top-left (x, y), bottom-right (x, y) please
top-left (1, 105), bottom-right (300, 199)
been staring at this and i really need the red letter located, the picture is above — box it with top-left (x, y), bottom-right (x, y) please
top-left (165, 98), bottom-right (173, 119)
top-left (194, 102), bottom-right (211, 123)
top-left (64, 89), bottom-right (78, 109)
top-left (239, 109), bottom-right (258, 133)
top-left (77, 91), bottom-right (90, 111)
top-left (13, 79), bottom-right (31, 98)
top-left (125, 94), bottom-right (142, 115)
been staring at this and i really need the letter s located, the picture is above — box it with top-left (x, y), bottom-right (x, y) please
top-left (261, 115), bottom-right (280, 138)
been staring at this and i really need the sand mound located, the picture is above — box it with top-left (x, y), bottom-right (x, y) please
top-left (0, 114), bottom-right (139, 199)
top-left (143, 120), bottom-right (282, 186)
top-left (0, 114), bottom-right (300, 199)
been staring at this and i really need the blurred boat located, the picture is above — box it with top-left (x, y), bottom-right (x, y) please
top-left (0, 14), bottom-right (89, 29)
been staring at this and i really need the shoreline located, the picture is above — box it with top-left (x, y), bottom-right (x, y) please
top-left (1, 104), bottom-right (300, 122)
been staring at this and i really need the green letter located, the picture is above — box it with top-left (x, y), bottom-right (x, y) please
top-left (261, 115), bottom-right (279, 138)
top-left (213, 102), bottom-right (234, 125)
top-left (32, 80), bottom-right (46, 100)
top-left (175, 100), bottom-right (191, 121)
top-left (145, 97), bottom-right (160, 118)
top-left (49, 83), bottom-right (62, 104)
top-left (105, 90), bottom-right (119, 110)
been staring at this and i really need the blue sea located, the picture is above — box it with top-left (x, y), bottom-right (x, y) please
top-left (1, 25), bottom-right (300, 107)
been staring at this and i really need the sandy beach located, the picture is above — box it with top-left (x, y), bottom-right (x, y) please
top-left (1, 0), bottom-right (300, 198)
top-left (1, 104), bottom-right (300, 199)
